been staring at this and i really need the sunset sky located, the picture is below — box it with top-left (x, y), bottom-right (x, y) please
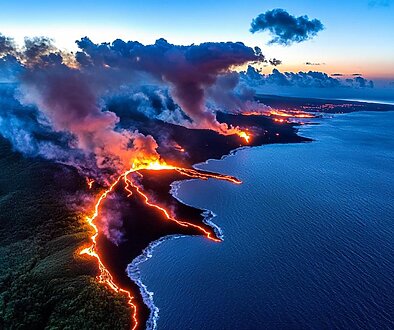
top-left (1, 0), bottom-right (393, 80)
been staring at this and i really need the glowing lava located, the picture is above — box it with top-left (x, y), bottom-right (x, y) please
top-left (269, 110), bottom-right (315, 118)
top-left (86, 178), bottom-right (95, 189)
top-left (238, 131), bottom-right (251, 143)
top-left (79, 158), bottom-right (243, 329)
top-left (243, 109), bottom-right (315, 119)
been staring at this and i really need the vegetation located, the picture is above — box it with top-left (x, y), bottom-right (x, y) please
top-left (0, 138), bottom-right (130, 329)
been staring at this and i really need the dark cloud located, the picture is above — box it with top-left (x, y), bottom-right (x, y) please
top-left (74, 37), bottom-right (263, 134)
top-left (23, 37), bottom-right (57, 64)
top-left (305, 62), bottom-right (325, 66)
top-left (250, 9), bottom-right (324, 45)
top-left (0, 34), bottom-right (21, 81)
top-left (0, 34), bottom-right (264, 177)
top-left (352, 73), bottom-right (362, 76)
top-left (0, 34), bottom-right (16, 56)
top-left (269, 58), bottom-right (282, 66)
top-left (331, 73), bottom-right (344, 77)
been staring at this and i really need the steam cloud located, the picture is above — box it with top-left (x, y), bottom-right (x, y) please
top-left (75, 37), bottom-right (263, 133)
top-left (250, 9), bottom-right (324, 45)
top-left (0, 33), bottom-right (263, 178)
top-left (0, 32), bottom-right (383, 246)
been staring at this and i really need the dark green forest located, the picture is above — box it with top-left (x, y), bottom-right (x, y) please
top-left (0, 137), bottom-right (130, 329)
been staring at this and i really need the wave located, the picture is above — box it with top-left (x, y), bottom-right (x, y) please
top-left (126, 179), bottom-right (224, 329)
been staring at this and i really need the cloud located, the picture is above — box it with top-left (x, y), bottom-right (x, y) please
top-left (250, 9), bottom-right (324, 45)
top-left (0, 34), bottom-right (16, 56)
top-left (305, 62), bottom-right (325, 66)
top-left (269, 58), bottom-right (282, 66)
top-left (331, 73), bottom-right (344, 77)
top-left (74, 37), bottom-right (263, 135)
top-left (0, 34), bottom-right (265, 179)
top-left (348, 76), bottom-right (374, 88)
top-left (241, 66), bottom-right (374, 89)
top-left (352, 73), bottom-right (362, 76)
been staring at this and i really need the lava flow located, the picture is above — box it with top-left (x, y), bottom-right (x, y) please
top-left (243, 109), bottom-right (316, 119)
top-left (79, 158), bottom-right (243, 329)
top-left (86, 178), bottom-right (95, 189)
top-left (238, 131), bottom-right (250, 143)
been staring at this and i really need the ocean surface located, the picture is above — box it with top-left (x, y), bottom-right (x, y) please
top-left (138, 111), bottom-right (394, 329)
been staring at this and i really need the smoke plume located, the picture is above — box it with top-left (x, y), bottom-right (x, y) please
top-left (0, 34), bottom-right (264, 178)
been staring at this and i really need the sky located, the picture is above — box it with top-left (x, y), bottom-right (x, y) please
top-left (1, 0), bottom-right (394, 80)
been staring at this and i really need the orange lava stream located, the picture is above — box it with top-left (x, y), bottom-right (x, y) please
top-left (79, 160), bottom-right (242, 329)
top-left (175, 168), bottom-right (242, 184)
top-left (124, 174), bottom-right (221, 243)
top-left (80, 172), bottom-right (139, 330)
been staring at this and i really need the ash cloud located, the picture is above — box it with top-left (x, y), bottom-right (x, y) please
top-left (250, 9), bottom-right (324, 45)
top-left (74, 37), bottom-right (263, 134)
top-left (0, 34), bottom-right (263, 179)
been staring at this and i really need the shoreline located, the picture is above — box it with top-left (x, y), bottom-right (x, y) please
top-left (85, 98), bottom-right (394, 329)
top-left (93, 107), bottom-right (310, 329)
top-left (124, 116), bottom-right (321, 329)
top-left (125, 181), bottom-right (224, 330)
top-left (131, 110), bottom-right (394, 330)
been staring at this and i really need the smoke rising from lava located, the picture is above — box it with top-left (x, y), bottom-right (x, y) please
top-left (0, 33), bottom-right (264, 178)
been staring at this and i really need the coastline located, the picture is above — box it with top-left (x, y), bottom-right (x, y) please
top-left (124, 115), bottom-right (320, 329)
top-left (93, 105), bottom-right (311, 329)
top-left (119, 101), bottom-right (394, 329)
top-left (135, 111), bottom-right (394, 325)
top-left (3, 95), bottom-right (392, 328)
top-left (125, 182), bottom-right (223, 330)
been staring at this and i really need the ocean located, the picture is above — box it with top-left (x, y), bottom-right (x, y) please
top-left (137, 110), bottom-right (394, 329)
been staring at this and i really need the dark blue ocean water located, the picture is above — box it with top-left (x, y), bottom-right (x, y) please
top-left (139, 111), bottom-right (394, 329)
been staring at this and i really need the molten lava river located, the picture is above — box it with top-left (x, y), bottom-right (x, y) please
top-left (79, 158), bottom-right (243, 329)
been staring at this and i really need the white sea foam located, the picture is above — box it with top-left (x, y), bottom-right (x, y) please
top-left (126, 178), bottom-right (224, 329)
